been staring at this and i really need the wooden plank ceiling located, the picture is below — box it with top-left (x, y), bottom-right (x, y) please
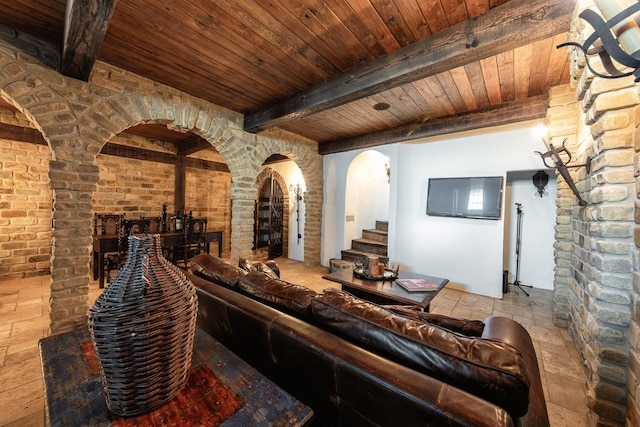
top-left (0, 0), bottom-right (573, 154)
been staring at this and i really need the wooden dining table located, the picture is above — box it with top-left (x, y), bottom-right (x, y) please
top-left (92, 230), bottom-right (223, 288)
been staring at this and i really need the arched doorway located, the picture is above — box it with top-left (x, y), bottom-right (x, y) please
top-left (254, 172), bottom-right (284, 259)
top-left (344, 150), bottom-right (391, 251)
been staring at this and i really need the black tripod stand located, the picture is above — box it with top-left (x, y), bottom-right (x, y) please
top-left (509, 203), bottom-right (530, 296)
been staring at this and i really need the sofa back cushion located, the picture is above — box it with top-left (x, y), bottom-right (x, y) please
top-left (238, 271), bottom-right (317, 317)
top-left (311, 288), bottom-right (530, 418)
top-left (384, 305), bottom-right (485, 337)
top-left (238, 257), bottom-right (280, 278)
top-left (190, 254), bottom-right (247, 288)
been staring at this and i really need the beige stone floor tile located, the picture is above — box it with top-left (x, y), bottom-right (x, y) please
top-left (5, 410), bottom-right (44, 427)
top-left (469, 310), bottom-right (493, 321)
top-left (5, 345), bottom-right (40, 366)
top-left (541, 348), bottom-right (587, 383)
top-left (10, 317), bottom-right (49, 337)
top-left (491, 310), bottom-right (514, 319)
top-left (547, 402), bottom-right (587, 426)
top-left (546, 376), bottom-right (587, 411)
top-left (0, 355), bottom-right (41, 391)
top-left (522, 324), bottom-right (565, 347)
top-left (0, 300), bottom-right (18, 316)
top-left (449, 308), bottom-right (473, 319)
top-left (0, 379), bottom-right (44, 426)
top-left (0, 323), bottom-right (11, 338)
top-left (539, 339), bottom-right (571, 356)
top-left (513, 314), bottom-right (536, 326)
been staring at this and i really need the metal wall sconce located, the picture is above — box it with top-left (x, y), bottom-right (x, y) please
top-left (558, 1), bottom-right (640, 81)
top-left (289, 183), bottom-right (303, 244)
top-left (535, 140), bottom-right (591, 206)
top-left (532, 170), bottom-right (549, 198)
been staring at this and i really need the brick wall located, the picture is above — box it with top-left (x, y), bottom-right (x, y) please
top-left (0, 106), bottom-right (51, 280)
top-left (94, 138), bottom-right (175, 218)
top-left (0, 135), bottom-right (51, 280)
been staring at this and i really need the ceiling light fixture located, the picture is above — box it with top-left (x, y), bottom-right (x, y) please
top-left (373, 102), bottom-right (390, 111)
top-left (558, 1), bottom-right (640, 81)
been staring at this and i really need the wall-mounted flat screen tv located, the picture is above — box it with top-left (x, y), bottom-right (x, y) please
top-left (426, 176), bottom-right (503, 220)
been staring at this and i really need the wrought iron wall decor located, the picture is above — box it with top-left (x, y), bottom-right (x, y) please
top-left (535, 140), bottom-right (591, 206)
top-left (558, 1), bottom-right (640, 81)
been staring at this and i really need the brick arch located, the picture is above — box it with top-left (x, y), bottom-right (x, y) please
top-left (253, 129), bottom-right (323, 266)
top-left (0, 40), bottom-right (322, 332)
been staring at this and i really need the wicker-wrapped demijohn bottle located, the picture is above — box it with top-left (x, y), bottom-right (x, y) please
top-left (88, 233), bottom-right (198, 417)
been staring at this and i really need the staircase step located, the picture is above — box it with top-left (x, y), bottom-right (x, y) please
top-left (351, 238), bottom-right (387, 255)
top-left (375, 221), bottom-right (388, 232)
top-left (341, 249), bottom-right (389, 265)
top-left (362, 228), bottom-right (387, 244)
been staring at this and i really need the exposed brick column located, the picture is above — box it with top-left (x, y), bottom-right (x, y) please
top-left (49, 158), bottom-right (98, 331)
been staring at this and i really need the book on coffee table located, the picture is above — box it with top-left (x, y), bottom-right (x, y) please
top-left (395, 278), bottom-right (439, 292)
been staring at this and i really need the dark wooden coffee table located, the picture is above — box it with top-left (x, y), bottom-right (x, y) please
top-left (40, 325), bottom-right (313, 426)
top-left (322, 269), bottom-right (448, 311)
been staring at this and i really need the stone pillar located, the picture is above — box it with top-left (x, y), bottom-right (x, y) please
top-left (49, 157), bottom-right (99, 332)
top-left (230, 176), bottom-right (258, 264)
top-left (547, 85), bottom-right (581, 328)
top-left (552, 73), bottom-right (637, 425)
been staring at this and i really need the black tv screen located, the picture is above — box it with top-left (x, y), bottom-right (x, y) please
top-left (426, 176), bottom-right (503, 220)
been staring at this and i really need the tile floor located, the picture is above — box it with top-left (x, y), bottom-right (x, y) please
top-left (0, 258), bottom-right (587, 426)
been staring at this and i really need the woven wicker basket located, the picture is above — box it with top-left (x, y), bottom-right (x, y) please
top-left (88, 233), bottom-right (198, 417)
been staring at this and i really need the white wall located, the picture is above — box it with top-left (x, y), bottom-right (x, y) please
top-left (323, 121), bottom-right (553, 298)
top-left (259, 162), bottom-right (306, 262)
top-left (504, 170), bottom-right (557, 290)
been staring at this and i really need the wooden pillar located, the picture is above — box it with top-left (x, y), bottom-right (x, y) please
top-left (175, 155), bottom-right (186, 214)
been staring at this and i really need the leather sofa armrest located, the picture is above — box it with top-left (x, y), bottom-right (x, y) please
top-left (481, 316), bottom-right (536, 362)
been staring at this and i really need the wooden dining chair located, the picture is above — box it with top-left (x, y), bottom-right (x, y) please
top-left (94, 213), bottom-right (126, 284)
top-left (168, 217), bottom-right (208, 269)
top-left (143, 216), bottom-right (163, 234)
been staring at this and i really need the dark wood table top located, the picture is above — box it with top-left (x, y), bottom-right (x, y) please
top-left (39, 326), bottom-right (313, 426)
top-left (322, 268), bottom-right (449, 309)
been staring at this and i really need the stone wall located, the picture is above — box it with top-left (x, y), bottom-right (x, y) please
top-left (0, 38), bottom-right (323, 332)
top-left (550, 2), bottom-right (640, 423)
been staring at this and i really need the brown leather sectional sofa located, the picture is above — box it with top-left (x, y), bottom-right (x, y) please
top-left (188, 254), bottom-right (549, 426)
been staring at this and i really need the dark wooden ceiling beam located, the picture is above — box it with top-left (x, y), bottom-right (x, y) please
top-left (0, 24), bottom-right (60, 72)
top-left (100, 142), bottom-right (229, 172)
top-left (318, 94), bottom-right (549, 155)
top-left (244, 0), bottom-right (571, 133)
top-left (176, 135), bottom-right (213, 156)
top-left (0, 122), bottom-right (47, 145)
top-left (61, 0), bottom-right (118, 81)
